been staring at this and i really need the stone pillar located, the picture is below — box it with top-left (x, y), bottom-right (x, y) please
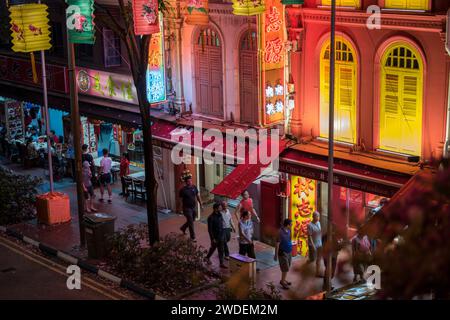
top-left (166, 0), bottom-right (186, 113)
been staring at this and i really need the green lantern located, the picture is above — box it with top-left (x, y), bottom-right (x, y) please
top-left (66, 0), bottom-right (95, 44)
top-left (281, 0), bottom-right (304, 5)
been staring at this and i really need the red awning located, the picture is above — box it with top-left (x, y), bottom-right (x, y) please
top-left (361, 170), bottom-right (434, 240)
top-left (210, 138), bottom-right (288, 199)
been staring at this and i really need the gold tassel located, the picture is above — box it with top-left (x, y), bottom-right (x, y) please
top-left (30, 52), bottom-right (38, 84)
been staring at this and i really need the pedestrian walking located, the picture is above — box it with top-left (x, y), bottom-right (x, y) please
top-left (322, 228), bottom-right (344, 290)
top-left (221, 200), bottom-right (236, 260)
top-left (98, 148), bottom-right (113, 203)
top-left (179, 170), bottom-right (202, 241)
top-left (238, 211), bottom-right (256, 259)
top-left (119, 152), bottom-right (130, 196)
top-left (351, 226), bottom-right (372, 282)
top-left (81, 144), bottom-right (96, 185)
top-left (206, 202), bottom-right (227, 268)
top-left (274, 219), bottom-right (293, 290)
top-left (235, 190), bottom-right (261, 222)
top-left (82, 161), bottom-right (97, 213)
top-left (307, 211), bottom-right (323, 277)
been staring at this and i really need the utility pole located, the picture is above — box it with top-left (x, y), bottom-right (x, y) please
top-left (325, 0), bottom-right (336, 293)
top-left (40, 49), bottom-right (54, 192)
top-left (67, 39), bottom-right (85, 247)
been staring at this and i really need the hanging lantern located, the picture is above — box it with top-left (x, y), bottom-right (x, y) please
top-left (66, 0), bottom-right (95, 44)
top-left (132, 0), bottom-right (160, 35)
top-left (232, 0), bottom-right (265, 16)
top-left (9, 4), bottom-right (51, 53)
top-left (281, 0), bottom-right (304, 5)
top-left (185, 0), bottom-right (209, 25)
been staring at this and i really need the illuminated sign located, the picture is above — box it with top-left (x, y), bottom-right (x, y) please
top-left (261, 0), bottom-right (285, 125)
top-left (76, 67), bottom-right (138, 104)
top-left (146, 15), bottom-right (166, 104)
top-left (290, 175), bottom-right (316, 257)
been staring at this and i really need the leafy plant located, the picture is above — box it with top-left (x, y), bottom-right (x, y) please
top-left (0, 166), bottom-right (41, 225)
top-left (107, 224), bottom-right (213, 296)
top-left (216, 282), bottom-right (282, 300)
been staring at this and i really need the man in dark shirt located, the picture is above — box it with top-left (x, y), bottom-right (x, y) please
top-left (179, 176), bottom-right (202, 240)
top-left (81, 144), bottom-right (96, 184)
top-left (206, 202), bottom-right (227, 268)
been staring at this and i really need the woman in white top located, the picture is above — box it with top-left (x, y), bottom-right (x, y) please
top-left (99, 148), bottom-right (113, 203)
top-left (307, 211), bottom-right (323, 277)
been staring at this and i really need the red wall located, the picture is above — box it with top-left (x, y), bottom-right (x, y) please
top-left (289, 11), bottom-right (449, 161)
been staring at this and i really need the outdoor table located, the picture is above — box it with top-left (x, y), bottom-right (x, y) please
top-left (126, 170), bottom-right (145, 182)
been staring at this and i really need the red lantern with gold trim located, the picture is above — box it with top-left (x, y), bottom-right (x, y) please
top-left (132, 0), bottom-right (160, 35)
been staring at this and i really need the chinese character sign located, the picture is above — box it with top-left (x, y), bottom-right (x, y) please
top-left (290, 175), bottom-right (316, 257)
top-left (146, 16), bottom-right (166, 104)
top-left (132, 0), bottom-right (160, 35)
top-left (9, 4), bottom-right (52, 53)
top-left (261, 0), bottom-right (285, 125)
top-left (66, 0), bottom-right (95, 44)
top-left (76, 68), bottom-right (139, 104)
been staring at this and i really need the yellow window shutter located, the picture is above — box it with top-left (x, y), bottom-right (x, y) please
top-left (340, 0), bottom-right (360, 7)
top-left (407, 0), bottom-right (428, 10)
top-left (337, 66), bottom-right (355, 143)
top-left (381, 72), bottom-right (400, 150)
top-left (385, 0), bottom-right (407, 9)
top-left (400, 74), bottom-right (421, 154)
top-left (320, 63), bottom-right (331, 139)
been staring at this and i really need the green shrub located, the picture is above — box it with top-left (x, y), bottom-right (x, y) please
top-left (0, 166), bottom-right (41, 225)
top-left (107, 223), bottom-right (213, 297)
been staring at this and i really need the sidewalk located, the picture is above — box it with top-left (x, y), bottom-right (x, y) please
top-left (1, 158), bottom-right (354, 299)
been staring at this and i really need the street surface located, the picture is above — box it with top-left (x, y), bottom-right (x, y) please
top-left (0, 235), bottom-right (130, 300)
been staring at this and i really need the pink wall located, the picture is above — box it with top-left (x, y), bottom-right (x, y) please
top-left (289, 13), bottom-right (449, 161)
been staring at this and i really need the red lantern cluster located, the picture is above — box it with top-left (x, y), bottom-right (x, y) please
top-left (132, 0), bottom-right (160, 35)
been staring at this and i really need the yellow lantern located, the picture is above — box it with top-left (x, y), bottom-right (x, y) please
top-left (232, 0), bottom-right (266, 16)
top-left (9, 4), bottom-right (51, 53)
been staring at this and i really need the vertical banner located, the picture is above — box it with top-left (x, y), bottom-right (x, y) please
top-left (290, 175), bottom-right (316, 257)
top-left (66, 0), bottom-right (96, 44)
top-left (261, 0), bottom-right (285, 125)
top-left (146, 14), bottom-right (166, 104)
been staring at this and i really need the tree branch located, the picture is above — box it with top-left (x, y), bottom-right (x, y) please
top-left (94, 4), bottom-right (127, 41)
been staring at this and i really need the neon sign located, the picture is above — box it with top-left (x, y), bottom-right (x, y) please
top-left (146, 14), bottom-right (166, 104)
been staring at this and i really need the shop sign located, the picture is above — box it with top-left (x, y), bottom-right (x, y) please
top-left (146, 15), bottom-right (166, 104)
top-left (261, 0), bottom-right (285, 125)
top-left (290, 175), bottom-right (316, 257)
top-left (280, 161), bottom-right (401, 198)
top-left (76, 67), bottom-right (139, 105)
top-left (0, 55), bottom-right (68, 93)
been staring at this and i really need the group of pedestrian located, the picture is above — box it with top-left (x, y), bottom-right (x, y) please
top-left (81, 144), bottom-right (126, 212)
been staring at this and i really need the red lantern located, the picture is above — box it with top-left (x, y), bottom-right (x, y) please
top-left (132, 0), bottom-right (160, 35)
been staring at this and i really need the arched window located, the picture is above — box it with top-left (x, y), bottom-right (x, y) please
top-left (239, 29), bottom-right (258, 124)
top-left (379, 43), bottom-right (423, 156)
top-left (194, 26), bottom-right (223, 117)
top-left (320, 37), bottom-right (357, 144)
top-left (385, 0), bottom-right (429, 10)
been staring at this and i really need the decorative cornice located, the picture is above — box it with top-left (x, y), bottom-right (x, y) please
top-left (288, 8), bottom-right (446, 32)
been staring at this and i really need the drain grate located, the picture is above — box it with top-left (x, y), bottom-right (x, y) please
top-left (1, 267), bottom-right (16, 273)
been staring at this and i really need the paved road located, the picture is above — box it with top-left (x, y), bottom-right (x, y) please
top-left (0, 236), bottom-right (129, 300)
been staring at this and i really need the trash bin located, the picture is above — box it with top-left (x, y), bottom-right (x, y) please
top-left (84, 213), bottom-right (116, 259)
top-left (229, 253), bottom-right (257, 286)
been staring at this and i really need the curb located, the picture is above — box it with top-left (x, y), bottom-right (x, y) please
top-left (0, 225), bottom-right (164, 300)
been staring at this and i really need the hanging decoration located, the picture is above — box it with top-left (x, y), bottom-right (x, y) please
top-left (66, 0), bottom-right (95, 44)
top-left (9, 3), bottom-right (52, 53)
top-left (132, 0), bottom-right (160, 35)
top-left (281, 0), bottom-right (304, 5)
top-left (185, 0), bottom-right (209, 25)
top-left (232, 0), bottom-right (265, 16)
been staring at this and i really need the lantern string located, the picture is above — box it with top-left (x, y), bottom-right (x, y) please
top-left (30, 52), bottom-right (39, 84)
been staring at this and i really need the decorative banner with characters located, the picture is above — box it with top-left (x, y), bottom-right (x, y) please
top-left (9, 4), bottom-right (51, 53)
top-left (185, 0), bottom-right (209, 25)
top-left (146, 15), bottom-right (166, 104)
top-left (66, 0), bottom-right (95, 44)
top-left (290, 175), bottom-right (316, 257)
top-left (132, 0), bottom-right (160, 35)
top-left (76, 67), bottom-right (139, 105)
top-left (261, 0), bottom-right (285, 125)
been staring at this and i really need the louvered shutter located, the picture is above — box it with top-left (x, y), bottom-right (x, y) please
top-left (381, 73), bottom-right (400, 150)
top-left (337, 66), bottom-right (355, 143)
top-left (401, 74), bottom-right (421, 154)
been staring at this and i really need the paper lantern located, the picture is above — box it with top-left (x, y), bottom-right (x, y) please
top-left (281, 0), bottom-right (304, 4)
top-left (132, 0), bottom-right (160, 35)
top-left (232, 0), bottom-right (265, 16)
top-left (185, 0), bottom-right (209, 25)
top-left (66, 0), bottom-right (95, 44)
top-left (9, 4), bottom-right (51, 53)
